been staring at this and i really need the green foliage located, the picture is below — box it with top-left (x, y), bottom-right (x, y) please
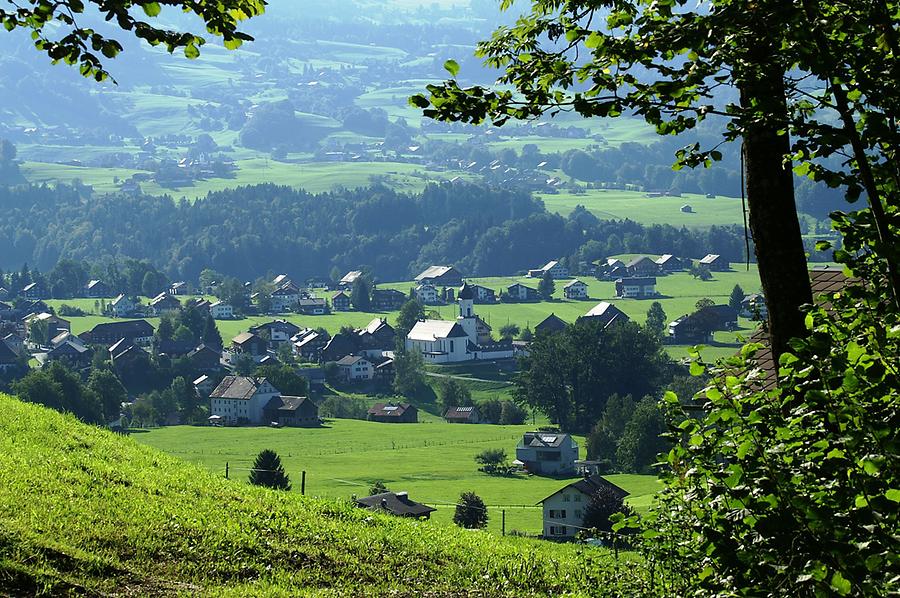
top-left (582, 485), bottom-right (636, 535)
top-left (437, 378), bottom-right (473, 413)
top-left (12, 362), bottom-right (103, 424)
top-left (368, 480), bottom-right (389, 496)
top-left (537, 271), bottom-right (555, 301)
top-left (318, 395), bottom-right (369, 420)
top-left (498, 323), bottom-right (520, 340)
top-left (255, 364), bottom-right (309, 398)
top-left (474, 448), bottom-right (512, 476)
top-left (86, 369), bottom-right (127, 423)
top-left (249, 449), bottom-right (291, 491)
top-left (645, 301), bottom-right (667, 338)
top-left (453, 492), bottom-right (488, 530)
top-left (690, 263), bottom-right (713, 281)
top-left (499, 400), bottom-right (527, 425)
top-left (614, 397), bottom-right (667, 474)
top-left (728, 284), bottom-right (746, 311)
top-left (392, 347), bottom-right (425, 398)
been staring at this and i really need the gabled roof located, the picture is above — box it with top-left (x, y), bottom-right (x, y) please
top-left (271, 284), bottom-right (300, 296)
top-left (539, 475), bottom-right (630, 504)
top-left (699, 254), bottom-right (721, 264)
top-left (150, 293), bottom-right (180, 307)
top-left (415, 265), bottom-right (459, 281)
top-left (563, 279), bottom-right (586, 289)
top-left (332, 290), bottom-right (350, 300)
top-left (340, 271), bottom-right (363, 284)
top-left (0, 340), bottom-right (18, 364)
top-left (232, 332), bottom-right (260, 346)
top-left (264, 395), bottom-right (314, 413)
top-left (86, 280), bottom-right (105, 290)
top-left (111, 294), bottom-right (132, 306)
top-left (210, 376), bottom-right (273, 400)
top-left (337, 355), bottom-right (369, 366)
top-left (87, 320), bottom-right (154, 338)
top-left (407, 320), bottom-right (469, 342)
top-left (627, 256), bottom-right (656, 268)
top-left (360, 318), bottom-right (393, 336)
top-left (507, 283), bottom-right (537, 292)
top-left (541, 260), bottom-right (560, 271)
top-left (368, 402), bottom-right (414, 417)
top-left (616, 277), bottom-right (657, 285)
top-left (582, 302), bottom-right (629, 324)
top-left (355, 492), bottom-right (435, 517)
top-left (521, 431), bottom-right (575, 448)
top-left (535, 313), bottom-right (568, 333)
top-left (445, 405), bottom-right (478, 420)
top-left (655, 254), bottom-right (678, 265)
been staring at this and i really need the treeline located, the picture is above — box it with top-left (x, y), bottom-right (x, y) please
top-left (0, 182), bottom-right (753, 282)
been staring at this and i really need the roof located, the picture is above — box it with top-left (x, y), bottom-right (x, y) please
top-left (539, 475), bottom-right (630, 504)
top-left (340, 271), bottom-right (363, 284)
top-left (541, 260), bottom-right (560, 271)
top-left (810, 266), bottom-right (860, 295)
top-left (150, 293), bottom-right (180, 307)
top-left (111, 294), bottom-right (131, 306)
top-left (582, 302), bottom-right (629, 324)
top-left (407, 320), bottom-right (469, 342)
top-left (210, 376), bottom-right (272, 400)
top-left (86, 280), bottom-right (105, 289)
top-left (361, 318), bottom-right (392, 336)
top-left (535, 313), bottom-right (568, 333)
top-left (0, 340), bottom-right (17, 364)
top-left (336, 355), bottom-right (368, 366)
top-left (355, 492), bottom-right (436, 517)
top-left (521, 431), bottom-right (575, 448)
top-left (626, 256), bottom-right (656, 268)
top-left (232, 332), bottom-right (260, 345)
top-left (508, 283), bottom-right (537, 292)
top-left (656, 254), bottom-right (678, 265)
top-left (445, 405), bottom-right (478, 420)
top-left (457, 282), bottom-right (474, 300)
top-left (699, 254), bottom-right (721, 264)
top-left (264, 395), bottom-right (313, 413)
top-left (563, 279), bottom-right (586, 288)
top-left (88, 320), bottom-right (154, 337)
top-left (368, 402), bottom-right (414, 417)
top-left (616, 277), bottom-right (657, 285)
top-left (194, 374), bottom-right (210, 385)
top-left (332, 290), bottom-right (349, 300)
top-left (415, 265), bottom-right (458, 281)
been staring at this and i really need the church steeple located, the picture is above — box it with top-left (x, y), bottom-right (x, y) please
top-left (458, 282), bottom-right (474, 319)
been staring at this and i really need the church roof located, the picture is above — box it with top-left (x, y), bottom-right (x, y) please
top-left (407, 320), bottom-right (469, 342)
top-left (457, 282), bottom-right (475, 300)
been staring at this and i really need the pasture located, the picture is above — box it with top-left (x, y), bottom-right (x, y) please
top-left (133, 419), bottom-right (661, 535)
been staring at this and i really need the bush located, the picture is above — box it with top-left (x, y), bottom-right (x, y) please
top-left (499, 401), bottom-right (527, 425)
top-left (319, 395), bottom-right (368, 420)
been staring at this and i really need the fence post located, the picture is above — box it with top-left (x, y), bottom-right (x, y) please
top-left (502, 509), bottom-right (506, 536)
top-left (613, 533), bottom-right (618, 560)
top-left (301, 470), bottom-right (306, 495)
top-left (225, 461), bottom-right (229, 480)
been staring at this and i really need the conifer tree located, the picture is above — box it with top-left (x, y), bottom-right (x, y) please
top-left (538, 270), bottom-right (555, 301)
top-left (248, 449), bottom-right (291, 491)
top-left (453, 491), bottom-right (488, 529)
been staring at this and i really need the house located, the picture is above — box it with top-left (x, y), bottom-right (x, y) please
top-left (444, 405), bottom-right (481, 424)
top-left (189, 298), bottom-right (212, 313)
top-left (615, 277), bottom-right (657, 299)
top-left (740, 294), bottom-right (768, 320)
top-left (321, 333), bottom-right (358, 362)
top-left (209, 302), bottom-right (233, 319)
top-left (540, 475), bottom-right (630, 539)
top-left (263, 395), bottom-right (319, 427)
top-left (0, 340), bottom-right (20, 374)
top-left (110, 294), bottom-right (138, 317)
top-left (681, 204), bottom-right (693, 213)
top-left (80, 320), bottom-right (154, 347)
top-left (270, 284), bottom-right (300, 313)
top-left (371, 288), bottom-right (407, 311)
top-left (357, 318), bottom-right (396, 353)
top-left (668, 305), bottom-right (739, 344)
top-left (2, 333), bottom-right (25, 357)
top-left (250, 320), bottom-right (301, 347)
top-left (25, 313), bottom-right (70, 343)
top-left (535, 313), bottom-right (568, 336)
top-left (297, 298), bottom-right (328, 315)
top-left (339, 270), bottom-right (363, 289)
top-left (149, 293), bottom-right (182, 316)
top-left (0, 287), bottom-right (8, 301)
top-left (414, 265), bottom-right (464, 287)
top-left (231, 332), bottom-right (267, 357)
top-left (655, 254), bottom-right (684, 272)
top-left (470, 284), bottom-right (496, 304)
top-left (194, 374), bottom-right (216, 399)
top-left (157, 339), bottom-right (198, 359)
top-left (296, 366), bottom-right (326, 388)
top-left (528, 260), bottom-right (569, 279)
top-left (332, 291), bottom-right (351, 311)
top-left (20, 282), bottom-right (45, 299)
top-left (355, 491), bottom-right (435, 519)
top-left (336, 355), bottom-right (374, 382)
top-left (50, 330), bottom-right (81, 349)
top-left (187, 344), bottom-right (222, 371)
top-left (367, 402), bottom-right (418, 423)
top-left (580, 302), bottom-right (630, 327)
top-left (272, 274), bottom-right (293, 288)
top-left (84, 280), bottom-right (111, 298)
top-left (43, 340), bottom-right (91, 370)
top-left (406, 321), bottom-right (470, 363)
top-left (169, 281), bottom-right (188, 295)
top-left (209, 376), bottom-right (281, 425)
top-left (414, 283), bottom-right (439, 305)
top-left (626, 256), bottom-right (659, 276)
top-left (506, 283), bottom-right (540, 302)
top-left (109, 341), bottom-right (150, 374)
top-left (699, 253), bottom-right (729, 271)
top-left (563, 279), bottom-right (589, 300)
top-left (515, 431), bottom-right (579, 476)
top-left (293, 330), bottom-right (330, 361)
top-left (373, 358), bottom-right (395, 384)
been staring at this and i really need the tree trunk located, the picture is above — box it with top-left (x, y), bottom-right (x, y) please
top-left (739, 70), bottom-right (813, 362)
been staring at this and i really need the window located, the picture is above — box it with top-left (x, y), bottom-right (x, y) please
top-left (548, 509), bottom-right (567, 519)
top-left (575, 509), bottom-right (582, 519)
top-left (549, 525), bottom-right (568, 536)
top-left (449, 340), bottom-right (454, 352)
top-left (574, 493), bottom-right (582, 502)
top-left (537, 451), bottom-right (561, 461)
top-left (563, 494), bottom-right (571, 502)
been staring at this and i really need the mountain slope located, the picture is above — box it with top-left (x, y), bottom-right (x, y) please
top-left (0, 395), bottom-right (634, 596)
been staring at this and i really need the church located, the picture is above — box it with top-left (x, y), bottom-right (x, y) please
top-left (406, 283), bottom-right (514, 364)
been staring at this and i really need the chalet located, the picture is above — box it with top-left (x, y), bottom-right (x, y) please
top-left (339, 271), bottom-right (363, 289)
top-left (250, 320), bottom-right (301, 346)
top-left (50, 331), bottom-right (80, 349)
top-left (25, 313), bottom-right (70, 343)
top-left (540, 475), bottom-right (630, 539)
top-left (668, 305), bottom-right (738, 344)
top-left (506, 283), bottom-right (540, 302)
top-left (321, 333), bottom-right (357, 362)
top-left (21, 282), bottom-right (45, 299)
top-left (355, 492), bottom-right (435, 519)
top-left (740, 294), bottom-right (768, 320)
top-left (293, 329), bottom-right (330, 361)
top-left (528, 260), bottom-right (569, 279)
top-left (2, 333), bottom-right (24, 357)
top-left (297, 298), bottom-right (328, 315)
top-left (209, 376), bottom-right (281, 425)
top-left (149, 293), bottom-right (182, 316)
top-left (0, 340), bottom-right (20, 373)
top-left (43, 340), bottom-right (91, 370)
top-left (332, 291), bottom-right (351, 311)
top-left (110, 294), bottom-right (138, 317)
top-left (169, 282), bottom-right (188, 296)
top-left (626, 256), bottom-right (659, 276)
top-left (414, 265), bottom-right (464, 287)
top-left (189, 298), bottom-right (212, 312)
top-left (296, 366), bottom-right (326, 388)
top-left (263, 396), bottom-right (319, 427)
top-left (84, 280), bottom-right (111, 298)
top-left (371, 288), bottom-right (407, 311)
top-left (157, 339), bottom-right (198, 359)
top-left (470, 284), bottom-right (496, 304)
top-left (681, 204), bottom-right (693, 213)
top-left (655, 254), bottom-right (684, 272)
top-left (109, 341), bottom-right (149, 373)
top-left (699, 253), bottom-right (729, 271)
top-left (187, 344), bottom-right (222, 371)
top-left (336, 355), bottom-right (374, 382)
top-left (535, 313), bottom-right (568, 336)
top-left (515, 432), bottom-right (579, 476)
top-left (209, 302), bottom-right (233, 319)
top-left (367, 402), bottom-right (418, 423)
top-left (415, 282), bottom-right (439, 305)
top-left (444, 405), bottom-right (480, 424)
top-left (272, 274), bottom-right (293, 288)
top-left (81, 320), bottom-right (154, 347)
top-left (270, 285), bottom-right (300, 313)
top-left (231, 332), bottom-right (267, 357)
top-left (563, 279), bottom-right (589, 300)
top-left (615, 277), bottom-right (657, 299)
top-left (373, 358), bottom-right (395, 384)
top-left (580, 302), bottom-right (630, 327)
top-left (357, 318), bottom-right (396, 354)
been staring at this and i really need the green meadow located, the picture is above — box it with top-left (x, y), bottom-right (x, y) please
top-left (134, 418), bottom-right (660, 536)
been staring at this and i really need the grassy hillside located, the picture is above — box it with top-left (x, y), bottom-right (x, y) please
top-left (0, 395), bottom-right (640, 596)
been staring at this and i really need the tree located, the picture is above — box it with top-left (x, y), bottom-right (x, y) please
top-left (475, 448), bottom-right (509, 475)
top-left (453, 491), bottom-right (488, 529)
top-left (87, 369), bottom-right (127, 423)
top-left (689, 263), bottom-right (713, 281)
top-left (350, 276), bottom-right (372, 311)
top-left (201, 315), bottom-right (223, 349)
top-left (519, 327), bottom-right (533, 342)
top-left (695, 298), bottom-right (716, 311)
top-left (499, 401), bottom-right (527, 425)
top-left (392, 347), bottom-right (424, 398)
top-left (12, 362), bottom-right (103, 424)
top-left (255, 364), bottom-right (308, 397)
top-left (582, 485), bottom-right (636, 535)
top-left (2, 0), bottom-right (264, 83)
top-left (396, 299), bottom-right (425, 337)
top-left (537, 270), bottom-right (555, 301)
top-left (729, 284), bottom-right (746, 312)
top-left (368, 480), bottom-right (388, 496)
top-left (615, 396), bottom-right (667, 474)
top-left (248, 449), bottom-right (291, 491)
top-left (231, 353), bottom-right (256, 377)
top-left (498, 323), bottom-right (520, 340)
top-left (437, 378), bottom-right (472, 412)
top-left (645, 302), bottom-right (667, 339)
top-left (479, 398), bottom-right (503, 424)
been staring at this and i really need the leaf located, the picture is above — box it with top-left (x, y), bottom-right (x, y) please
top-left (142, 2), bottom-right (161, 17)
top-left (184, 42), bottom-right (200, 59)
top-left (885, 489), bottom-right (900, 503)
top-left (689, 361), bottom-right (705, 377)
top-left (444, 59), bottom-right (460, 77)
top-left (830, 571), bottom-right (852, 596)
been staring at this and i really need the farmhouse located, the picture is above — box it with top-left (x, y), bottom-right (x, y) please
top-left (506, 283), bottom-right (540, 302)
top-left (263, 396), bottom-right (318, 427)
top-left (615, 277), bottom-right (658, 299)
top-left (293, 330), bottom-right (329, 361)
top-left (535, 313), bottom-right (568, 336)
top-left (2, 333), bottom-right (24, 357)
top-left (371, 288), bottom-right (407, 311)
top-left (669, 305), bottom-right (738, 343)
top-left (741, 294), bottom-right (768, 320)
top-left (194, 374), bottom-right (216, 399)
top-left (336, 355), bottom-right (374, 382)
top-left (321, 333), bottom-right (357, 362)
top-left (186, 344), bottom-right (222, 372)
top-left (563, 279), bottom-right (588, 300)
top-left (626, 256), bottom-right (659, 276)
top-left (270, 285), bottom-right (300, 313)
top-left (414, 265), bottom-right (464, 287)
top-left (444, 405), bottom-right (480, 424)
top-left (42, 340), bottom-right (91, 370)
top-left (81, 320), bottom-right (155, 347)
top-left (540, 475), bottom-right (630, 539)
top-left (109, 341), bottom-right (149, 373)
top-left (209, 376), bottom-right (280, 425)
top-left (209, 301), bottom-right (233, 319)
top-left (149, 293), bottom-right (182, 316)
top-left (681, 204), bottom-right (693, 213)
top-left (25, 313), bottom-right (70, 342)
top-left (515, 431), bottom-right (579, 476)
top-left (357, 318), bottom-right (396, 354)
top-left (0, 341), bottom-right (20, 373)
top-left (355, 492), bottom-right (435, 519)
top-left (469, 284), bottom-right (496, 303)
top-left (331, 291), bottom-right (351, 311)
top-left (84, 280), bottom-right (111, 298)
top-left (580, 302), bottom-right (630, 327)
top-left (655, 254), bottom-right (684, 272)
top-left (339, 271), bottom-right (363, 289)
top-left (699, 253), bottom-right (729, 271)
top-left (367, 402), bottom-right (418, 423)
top-left (249, 320), bottom-right (301, 347)
top-left (231, 332), bottom-right (267, 357)
top-left (414, 282), bottom-right (439, 305)
top-left (528, 260), bottom-right (569, 279)
top-left (110, 294), bottom-right (137, 317)
top-left (21, 282), bottom-right (45, 299)
top-left (272, 274), bottom-right (293, 288)
top-left (297, 298), bottom-right (328, 315)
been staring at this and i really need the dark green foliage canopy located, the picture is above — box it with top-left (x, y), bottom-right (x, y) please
top-left (582, 485), bottom-right (636, 535)
top-left (249, 449), bottom-right (290, 491)
top-left (453, 491), bottom-right (488, 529)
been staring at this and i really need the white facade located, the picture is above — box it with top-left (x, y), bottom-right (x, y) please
top-left (617, 281), bottom-right (656, 298)
top-left (210, 302), bottom-right (233, 319)
top-left (340, 357), bottom-right (374, 381)
top-left (542, 487), bottom-right (587, 539)
top-left (111, 294), bottom-right (135, 317)
top-left (270, 291), bottom-right (299, 313)
top-left (564, 280), bottom-right (588, 300)
top-left (406, 320), bottom-right (470, 363)
top-left (415, 283), bottom-right (439, 305)
top-left (209, 380), bottom-right (279, 424)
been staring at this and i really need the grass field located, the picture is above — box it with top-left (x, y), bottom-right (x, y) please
top-left (1, 395), bottom-right (643, 595)
top-left (538, 189), bottom-right (745, 227)
top-left (134, 418), bottom-right (660, 536)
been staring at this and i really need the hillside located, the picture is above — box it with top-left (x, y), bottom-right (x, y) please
top-left (0, 395), bottom-right (637, 596)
